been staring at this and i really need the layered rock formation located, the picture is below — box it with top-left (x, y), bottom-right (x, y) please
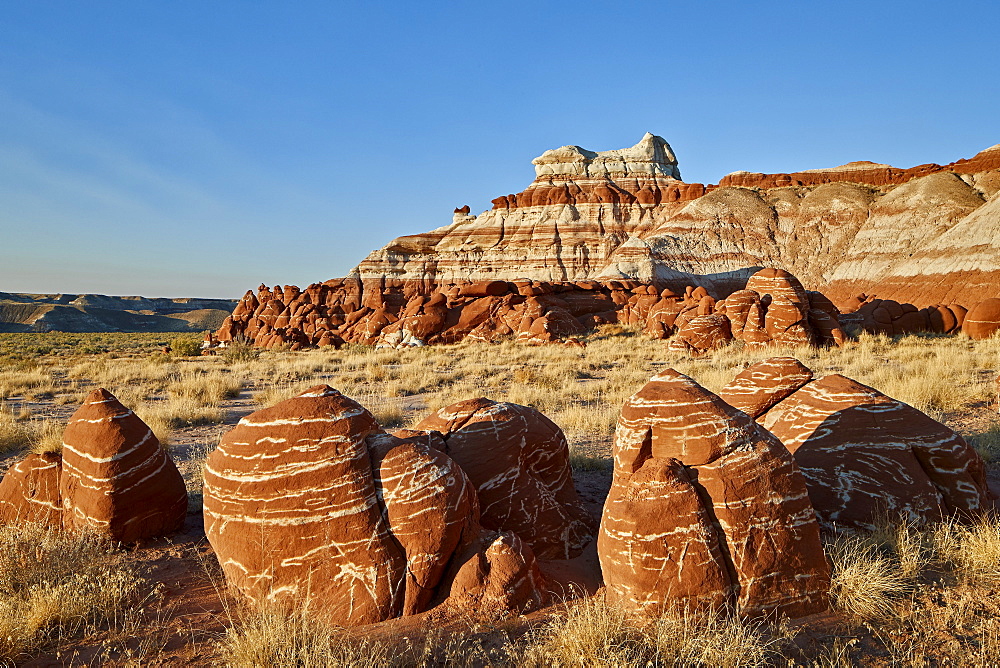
top-left (722, 359), bottom-right (993, 530)
top-left (0, 389), bottom-right (187, 541)
top-left (353, 137), bottom-right (1000, 306)
top-left (202, 387), bottom-right (594, 625)
top-left (598, 369), bottom-right (830, 619)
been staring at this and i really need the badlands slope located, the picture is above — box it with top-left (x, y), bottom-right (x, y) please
top-left (354, 134), bottom-right (1000, 306)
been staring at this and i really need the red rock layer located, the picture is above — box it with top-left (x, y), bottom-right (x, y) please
top-left (717, 147), bottom-right (1000, 191)
top-left (599, 369), bottom-right (830, 619)
top-left (757, 371), bottom-right (993, 530)
top-left (491, 176), bottom-right (709, 209)
top-left (60, 389), bottom-right (187, 542)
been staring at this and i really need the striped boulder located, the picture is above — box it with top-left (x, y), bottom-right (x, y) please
top-left (599, 369), bottom-right (830, 619)
top-left (60, 388), bottom-right (186, 542)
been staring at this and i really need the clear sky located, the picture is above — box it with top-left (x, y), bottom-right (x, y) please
top-left (1, 1), bottom-right (998, 298)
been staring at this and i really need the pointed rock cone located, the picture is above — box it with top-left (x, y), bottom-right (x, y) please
top-left (60, 388), bottom-right (187, 542)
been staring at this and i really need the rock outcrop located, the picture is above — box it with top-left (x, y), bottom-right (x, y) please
top-left (0, 452), bottom-right (62, 526)
top-left (216, 135), bottom-right (1000, 346)
top-left (598, 369), bottom-right (830, 619)
top-left (203, 387), bottom-right (587, 625)
top-left (722, 360), bottom-right (994, 530)
top-left (351, 137), bottom-right (1000, 307)
top-left (60, 389), bottom-right (188, 542)
top-left (215, 268), bottom-right (844, 353)
top-left (962, 298), bottom-right (1000, 340)
top-left (0, 389), bottom-right (187, 542)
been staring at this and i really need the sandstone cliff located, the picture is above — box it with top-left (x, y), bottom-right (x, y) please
top-left (354, 136), bottom-right (1000, 306)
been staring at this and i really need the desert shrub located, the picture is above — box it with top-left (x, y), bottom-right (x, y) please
top-left (0, 523), bottom-right (147, 661)
top-left (171, 336), bottom-right (203, 357)
top-left (968, 424), bottom-right (1000, 464)
top-left (223, 336), bottom-right (261, 363)
top-left (568, 449), bottom-right (613, 473)
top-left (0, 410), bottom-right (62, 455)
top-left (29, 419), bottom-right (64, 455)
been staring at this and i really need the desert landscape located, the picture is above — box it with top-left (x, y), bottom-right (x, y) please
top-left (4, 3), bottom-right (1000, 666)
top-left (2, 129), bottom-right (1000, 666)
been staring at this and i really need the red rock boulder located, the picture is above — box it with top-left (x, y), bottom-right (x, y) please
top-left (60, 389), bottom-right (187, 542)
top-left (719, 357), bottom-right (813, 419)
top-left (962, 298), bottom-right (1000, 340)
top-left (760, 374), bottom-right (993, 529)
top-left (415, 398), bottom-right (596, 559)
top-left (599, 369), bottom-right (830, 618)
top-left (667, 313), bottom-right (732, 355)
top-left (203, 385), bottom-right (405, 625)
top-left (0, 452), bottom-right (62, 527)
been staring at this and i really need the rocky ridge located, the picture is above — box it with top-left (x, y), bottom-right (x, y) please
top-left (354, 136), bottom-right (1000, 307)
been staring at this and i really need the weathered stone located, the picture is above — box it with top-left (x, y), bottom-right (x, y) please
top-left (203, 385), bottom-right (404, 625)
top-left (0, 453), bottom-right (62, 527)
top-left (761, 374), bottom-right (993, 529)
top-left (415, 398), bottom-right (596, 559)
top-left (719, 358), bottom-right (813, 419)
top-left (61, 389), bottom-right (186, 542)
top-left (599, 369), bottom-right (830, 618)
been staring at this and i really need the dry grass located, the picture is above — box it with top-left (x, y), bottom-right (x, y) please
top-left (218, 605), bottom-right (394, 668)
top-left (0, 523), bottom-right (149, 662)
top-left (827, 533), bottom-right (912, 621)
top-left (933, 515), bottom-right (1000, 584)
top-left (0, 368), bottom-right (56, 400)
top-left (521, 594), bottom-right (779, 667)
top-left (0, 407), bottom-right (64, 455)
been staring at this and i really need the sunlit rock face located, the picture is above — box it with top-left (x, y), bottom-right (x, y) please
top-left (354, 138), bottom-right (1000, 305)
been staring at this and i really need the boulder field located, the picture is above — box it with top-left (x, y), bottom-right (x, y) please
top-left (0, 367), bottom-right (987, 623)
top-left (0, 388), bottom-right (187, 542)
top-left (197, 364), bottom-right (991, 624)
top-left (214, 267), bottom-right (858, 353)
top-left (212, 266), bottom-right (1000, 353)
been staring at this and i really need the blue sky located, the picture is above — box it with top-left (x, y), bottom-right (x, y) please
top-left (1, 1), bottom-right (997, 298)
